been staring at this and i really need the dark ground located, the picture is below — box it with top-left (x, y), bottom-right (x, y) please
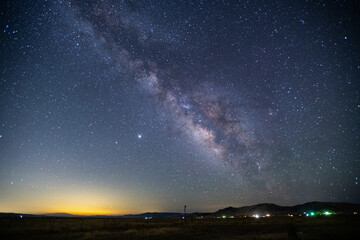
top-left (1, 214), bottom-right (359, 240)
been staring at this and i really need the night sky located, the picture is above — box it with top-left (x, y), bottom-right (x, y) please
top-left (1, 0), bottom-right (359, 215)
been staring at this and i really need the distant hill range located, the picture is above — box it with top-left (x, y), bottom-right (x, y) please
top-left (43, 213), bottom-right (78, 217)
top-left (121, 212), bottom-right (183, 218)
top-left (125, 202), bottom-right (360, 218)
top-left (1, 202), bottom-right (359, 218)
top-left (208, 202), bottom-right (360, 217)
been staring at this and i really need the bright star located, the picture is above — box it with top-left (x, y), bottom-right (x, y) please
top-left (138, 134), bottom-right (142, 139)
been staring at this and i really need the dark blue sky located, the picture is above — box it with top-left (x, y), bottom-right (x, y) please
top-left (0, 0), bottom-right (359, 214)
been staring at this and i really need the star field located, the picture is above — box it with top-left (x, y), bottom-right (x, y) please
top-left (0, 0), bottom-right (359, 214)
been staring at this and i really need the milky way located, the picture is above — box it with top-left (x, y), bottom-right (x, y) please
top-left (0, 0), bottom-right (359, 213)
top-left (70, 0), bottom-right (271, 174)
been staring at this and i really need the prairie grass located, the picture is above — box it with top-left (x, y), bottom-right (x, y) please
top-left (0, 214), bottom-right (359, 239)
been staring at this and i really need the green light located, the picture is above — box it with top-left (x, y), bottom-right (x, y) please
top-left (222, 215), bottom-right (226, 219)
top-left (310, 212), bottom-right (315, 216)
top-left (324, 211), bottom-right (332, 215)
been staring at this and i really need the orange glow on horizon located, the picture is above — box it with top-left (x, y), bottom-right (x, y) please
top-left (1, 196), bottom-right (158, 215)
top-left (0, 182), bottom-right (162, 215)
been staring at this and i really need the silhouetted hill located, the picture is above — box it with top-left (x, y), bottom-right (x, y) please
top-left (294, 201), bottom-right (360, 213)
top-left (43, 213), bottom-right (78, 217)
top-left (2, 201), bottom-right (359, 219)
top-left (122, 212), bottom-right (183, 218)
top-left (211, 202), bottom-right (360, 217)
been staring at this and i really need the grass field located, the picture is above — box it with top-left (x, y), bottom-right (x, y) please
top-left (1, 214), bottom-right (359, 240)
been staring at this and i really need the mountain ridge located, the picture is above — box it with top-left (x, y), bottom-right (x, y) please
top-left (211, 201), bottom-right (360, 217)
top-left (1, 201), bottom-right (359, 218)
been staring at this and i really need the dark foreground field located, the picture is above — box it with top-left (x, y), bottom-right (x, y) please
top-left (1, 215), bottom-right (359, 240)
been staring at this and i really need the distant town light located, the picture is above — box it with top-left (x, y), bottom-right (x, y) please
top-left (222, 215), bottom-right (226, 219)
top-left (310, 212), bottom-right (315, 216)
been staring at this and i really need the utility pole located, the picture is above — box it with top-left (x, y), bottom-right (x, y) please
top-left (184, 205), bottom-right (187, 222)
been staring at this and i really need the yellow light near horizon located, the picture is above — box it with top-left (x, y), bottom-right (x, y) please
top-left (0, 184), bottom-right (141, 215)
top-left (2, 194), bottom-right (115, 215)
top-left (45, 191), bottom-right (114, 215)
top-left (0, 180), bottom-right (165, 215)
